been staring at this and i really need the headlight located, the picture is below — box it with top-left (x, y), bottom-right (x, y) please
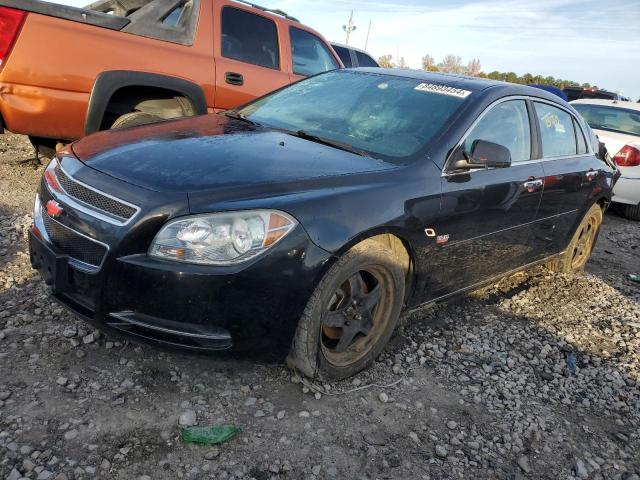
top-left (149, 210), bottom-right (297, 265)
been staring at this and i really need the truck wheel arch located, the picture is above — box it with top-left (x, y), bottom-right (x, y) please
top-left (85, 71), bottom-right (208, 135)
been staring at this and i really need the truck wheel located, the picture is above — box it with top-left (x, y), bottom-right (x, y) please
top-left (111, 112), bottom-right (162, 130)
top-left (620, 204), bottom-right (640, 221)
top-left (287, 239), bottom-right (405, 381)
top-left (547, 203), bottom-right (603, 274)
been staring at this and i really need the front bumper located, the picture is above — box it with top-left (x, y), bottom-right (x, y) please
top-left (31, 159), bottom-right (333, 357)
top-left (30, 219), bottom-right (331, 356)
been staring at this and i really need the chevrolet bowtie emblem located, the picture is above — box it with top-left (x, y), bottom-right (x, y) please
top-left (46, 200), bottom-right (63, 218)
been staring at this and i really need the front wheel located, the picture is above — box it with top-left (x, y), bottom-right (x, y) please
top-left (547, 203), bottom-right (603, 274)
top-left (288, 239), bottom-right (406, 381)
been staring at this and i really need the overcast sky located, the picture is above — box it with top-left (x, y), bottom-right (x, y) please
top-left (57, 0), bottom-right (640, 100)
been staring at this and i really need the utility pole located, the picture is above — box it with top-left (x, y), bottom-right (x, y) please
top-left (343, 10), bottom-right (356, 45)
top-left (364, 20), bottom-right (372, 50)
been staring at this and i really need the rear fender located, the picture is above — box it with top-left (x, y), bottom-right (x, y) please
top-left (85, 70), bottom-right (208, 135)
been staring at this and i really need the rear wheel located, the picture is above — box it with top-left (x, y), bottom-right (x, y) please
top-left (620, 203), bottom-right (640, 221)
top-left (288, 239), bottom-right (405, 381)
top-left (547, 203), bottom-right (603, 274)
top-left (110, 112), bottom-right (162, 130)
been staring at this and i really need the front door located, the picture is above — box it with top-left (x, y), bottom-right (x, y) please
top-left (214, 5), bottom-right (291, 111)
top-left (425, 99), bottom-right (544, 300)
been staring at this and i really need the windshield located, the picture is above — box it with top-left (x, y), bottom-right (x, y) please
top-left (237, 70), bottom-right (471, 162)
top-left (573, 104), bottom-right (640, 137)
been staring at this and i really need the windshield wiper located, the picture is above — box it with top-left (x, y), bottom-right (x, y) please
top-left (288, 130), bottom-right (370, 157)
top-left (224, 111), bottom-right (260, 126)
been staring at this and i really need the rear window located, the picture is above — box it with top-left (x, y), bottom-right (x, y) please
top-left (332, 45), bottom-right (353, 68)
top-left (535, 102), bottom-right (578, 157)
top-left (239, 70), bottom-right (471, 162)
top-left (221, 7), bottom-right (280, 70)
top-left (290, 27), bottom-right (339, 76)
top-left (573, 104), bottom-right (640, 137)
top-left (355, 50), bottom-right (378, 68)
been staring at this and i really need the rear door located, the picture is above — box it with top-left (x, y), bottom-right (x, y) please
top-left (213, 5), bottom-right (291, 110)
top-left (531, 101), bottom-right (603, 257)
top-left (424, 99), bottom-right (544, 300)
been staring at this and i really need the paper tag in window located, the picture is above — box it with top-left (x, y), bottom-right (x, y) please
top-left (414, 83), bottom-right (471, 98)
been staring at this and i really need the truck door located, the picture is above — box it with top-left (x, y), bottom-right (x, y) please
top-left (213, 5), bottom-right (291, 111)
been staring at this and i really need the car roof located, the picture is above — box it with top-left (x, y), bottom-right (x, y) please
top-left (348, 68), bottom-right (565, 102)
top-left (571, 99), bottom-right (640, 111)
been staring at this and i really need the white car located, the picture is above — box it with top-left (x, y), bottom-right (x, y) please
top-left (572, 99), bottom-right (640, 220)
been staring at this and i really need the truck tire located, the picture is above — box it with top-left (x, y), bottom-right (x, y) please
top-left (111, 112), bottom-right (162, 130)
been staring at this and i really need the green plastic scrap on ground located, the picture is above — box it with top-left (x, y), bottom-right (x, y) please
top-left (181, 425), bottom-right (242, 445)
top-left (629, 274), bottom-right (640, 283)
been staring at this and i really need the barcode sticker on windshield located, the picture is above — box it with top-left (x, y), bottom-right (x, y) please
top-left (415, 83), bottom-right (472, 98)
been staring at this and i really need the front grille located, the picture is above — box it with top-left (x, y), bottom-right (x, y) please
top-left (54, 163), bottom-right (137, 221)
top-left (42, 207), bottom-right (108, 270)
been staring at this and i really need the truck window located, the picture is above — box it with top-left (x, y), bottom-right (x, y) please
top-left (221, 7), bottom-right (280, 70)
top-left (290, 27), bottom-right (339, 76)
top-left (355, 50), bottom-right (378, 68)
top-left (332, 45), bottom-right (353, 68)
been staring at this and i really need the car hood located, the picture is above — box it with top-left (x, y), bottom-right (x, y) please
top-left (71, 115), bottom-right (399, 194)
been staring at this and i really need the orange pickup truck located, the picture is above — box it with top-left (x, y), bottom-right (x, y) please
top-left (0, 0), bottom-right (342, 155)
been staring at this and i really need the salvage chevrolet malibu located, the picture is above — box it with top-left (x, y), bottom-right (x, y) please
top-left (29, 69), bottom-right (619, 380)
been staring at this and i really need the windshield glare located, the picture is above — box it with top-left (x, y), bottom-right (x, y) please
top-left (238, 71), bottom-right (471, 161)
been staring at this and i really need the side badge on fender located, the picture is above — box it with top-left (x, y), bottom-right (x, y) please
top-left (436, 234), bottom-right (450, 245)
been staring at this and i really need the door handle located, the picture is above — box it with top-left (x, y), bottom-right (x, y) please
top-left (225, 72), bottom-right (244, 86)
top-left (523, 178), bottom-right (544, 192)
top-left (586, 169), bottom-right (599, 182)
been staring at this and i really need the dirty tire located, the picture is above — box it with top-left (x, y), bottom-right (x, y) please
top-left (111, 112), bottom-right (162, 129)
top-left (287, 238), bottom-right (405, 381)
top-left (547, 203), bottom-right (603, 274)
top-left (620, 203), bottom-right (640, 221)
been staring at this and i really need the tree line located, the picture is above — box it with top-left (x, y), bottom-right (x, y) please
top-left (377, 54), bottom-right (595, 89)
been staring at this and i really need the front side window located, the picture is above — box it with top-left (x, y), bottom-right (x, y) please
top-left (238, 70), bottom-right (470, 161)
top-left (290, 27), bottom-right (339, 76)
top-left (572, 104), bottom-right (640, 137)
top-left (355, 50), bottom-right (379, 68)
top-left (535, 102), bottom-right (577, 157)
top-left (463, 100), bottom-right (532, 163)
top-left (221, 7), bottom-right (280, 70)
top-left (332, 45), bottom-right (353, 68)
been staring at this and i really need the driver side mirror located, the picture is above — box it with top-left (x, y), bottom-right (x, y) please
top-left (452, 139), bottom-right (512, 171)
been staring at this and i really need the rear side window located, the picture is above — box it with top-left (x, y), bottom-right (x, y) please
top-left (463, 100), bottom-right (532, 163)
top-left (290, 27), bottom-right (339, 76)
top-left (332, 45), bottom-right (353, 68)
top-left (221, 7), bottom-right (280, 70)
top-left (355, 50), bottom-right (378, 68)
top-left (573, 118), bottom-right (588, 154)
top-left (535, 102), bottom-right (577, 157)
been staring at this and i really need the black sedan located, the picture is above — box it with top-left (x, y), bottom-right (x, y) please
top-left (29, 69), bottom-right (618, 380)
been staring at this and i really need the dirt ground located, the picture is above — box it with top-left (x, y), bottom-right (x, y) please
top-left (0, 133), bottom-right (638, 480)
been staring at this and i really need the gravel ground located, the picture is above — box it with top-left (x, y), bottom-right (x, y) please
top-left (0, 133), bottom-right (639, 480)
